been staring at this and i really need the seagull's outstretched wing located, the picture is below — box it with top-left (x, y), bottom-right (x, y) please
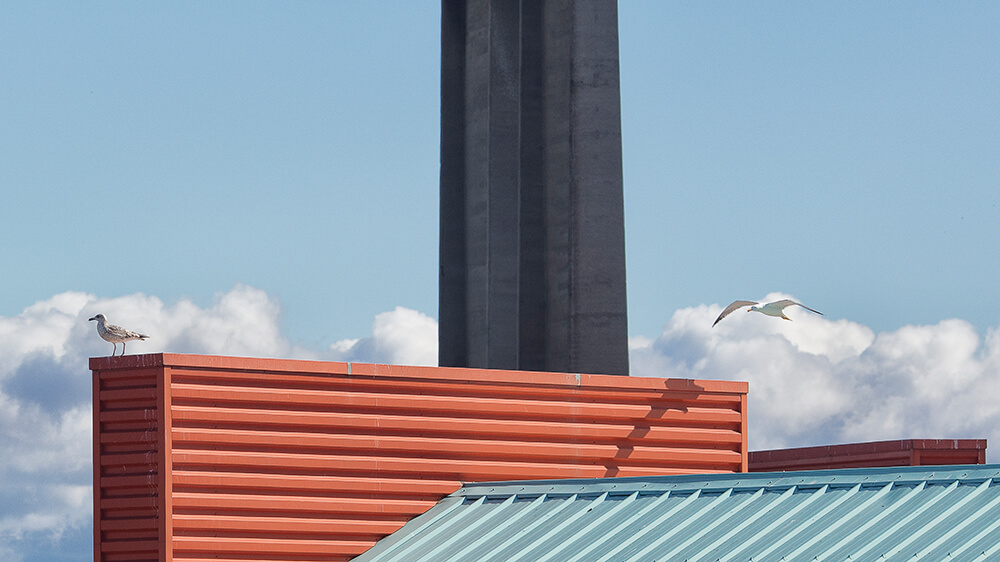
top-left (712, 300), bottom-right (758, 327)
top-left (771, 299), bottom-right (824, 316)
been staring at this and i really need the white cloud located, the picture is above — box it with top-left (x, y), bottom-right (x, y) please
top-left (630, 294), bottom-right (1000, 460)
top-left (0, 291), bottom-right (90, 374)
top-left (329, 306), bottom-right (438, 366)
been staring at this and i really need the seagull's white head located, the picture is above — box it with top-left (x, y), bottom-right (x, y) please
top-left (747, 306), bottom-right (759, 313)
top-left (89, 314), bottom-right (106, 323)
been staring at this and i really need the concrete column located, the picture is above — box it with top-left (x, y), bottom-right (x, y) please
top-left (439, 0), bottom-right (628, 375)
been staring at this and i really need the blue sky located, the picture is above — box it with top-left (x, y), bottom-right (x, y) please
top-left (2, 2), bottom-right (996, 344)
top-left (1, 3), bottom-right (999, 561)
top-left (2, 2), bottom-right (441, 347)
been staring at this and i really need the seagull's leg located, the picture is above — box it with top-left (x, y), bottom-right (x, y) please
top-left (111, 343), bottom-right (117, 357)
top-left (122, 342), bottom-right (127, 356)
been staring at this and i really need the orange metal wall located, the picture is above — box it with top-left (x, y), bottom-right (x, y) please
top-left (92, 353), bottom-right (748, 562)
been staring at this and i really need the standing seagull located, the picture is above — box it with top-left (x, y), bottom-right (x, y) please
top-left (89, 314), bottom-right (149, 356)
top-left (712, 299), bottom-right (823, 327)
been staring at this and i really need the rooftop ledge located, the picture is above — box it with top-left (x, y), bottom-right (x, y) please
top-left (89, 352), bottom-right (748, 395)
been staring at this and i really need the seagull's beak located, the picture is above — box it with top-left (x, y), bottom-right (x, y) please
top-left (88, 315), bottom-right (97, 321)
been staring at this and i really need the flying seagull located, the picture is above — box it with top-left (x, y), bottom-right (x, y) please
top-left (88, 314), bottom-right (149, 356)
top-left (712, 299), bottom-right (824, 327)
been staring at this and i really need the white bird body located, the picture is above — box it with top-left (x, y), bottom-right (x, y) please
top-left (713, 299), bottom-right (823, 327)
top-left (89, 314), bottom-right (149, 356)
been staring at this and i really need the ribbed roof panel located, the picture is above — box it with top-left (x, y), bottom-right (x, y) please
top-left (356, 465), bottom-right (1000, 561)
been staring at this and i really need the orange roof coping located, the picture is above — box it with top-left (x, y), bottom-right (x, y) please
top-left (89, 352), bottom-right (747, 394)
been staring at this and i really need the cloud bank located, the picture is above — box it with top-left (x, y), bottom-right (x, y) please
top-left (1, 287), bottom-right (997, 561)
top-left (630, 293), bottom-right (1000, 456)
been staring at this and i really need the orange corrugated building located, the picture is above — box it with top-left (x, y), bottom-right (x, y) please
top-left (91, 353), bottom-right (748, 562)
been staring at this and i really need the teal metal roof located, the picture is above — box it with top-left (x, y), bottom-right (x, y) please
top-left (354, 465), bottom-right (1000, 562)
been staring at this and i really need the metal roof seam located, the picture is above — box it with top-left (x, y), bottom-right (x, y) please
top-left (457, 494), bottom-right (548, 562)
top-left (572, 488), bottom-right (714, 562)
top-left (577, 487), bottom-right (693, 561)
top-left (913, 480), bottom-right (1000, 559)
top-left (464, 467), bottom-right (1000, 497)
top-left (410, 494), bottom-right (519, 562)
top-left (683, 487), bottom-right (768, 560)
top-left (358, 495), bottom-right (469, 561)
top-left (395, 495), bottom-right (489, 561)
top-left (623, 489), bottom-right (736, 562)
top-left (666, 488), bottom-right (767, 560)
top-left (542, 491), bottom-right (641, 562)
top-left (970, 522), bottom-right (1000, 561)
top-left (716, 485), bottom-right (807, 562)
top-left (750, 483), bottom-right (862, 560)
top-left (827, 482), bottom-right (926, 555)
top-left (477, 493), bottom-right (581, 562)
top-left (784, 481), bottom-right (895, 559)
top-left (598, 489), bottom-right (703, 561)
top-left (946, 502), bottom-right (1000, 561)
top-left (879, 478), bottom-right (991, 560)
top-left (837, 480), bottom-right (944, 561)
top-left (505, 492), bottom-right (612, 562)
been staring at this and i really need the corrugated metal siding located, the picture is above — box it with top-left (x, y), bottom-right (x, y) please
top-left (356, 465), bottom-right (1000, 562)
top-left (91, 353), bottom-right (747, 562)
top-left (749, 439), bottom-right (988, 472)
top-left (93, 361), bottom-right (166, 562)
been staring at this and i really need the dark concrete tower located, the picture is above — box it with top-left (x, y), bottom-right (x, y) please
top-left (439, 0), bottom-right (628, 375)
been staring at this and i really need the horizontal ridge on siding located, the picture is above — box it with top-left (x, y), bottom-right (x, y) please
top-left (172, 404), bottom-right (740, 442)
top-left (92, 353), bottom-right (747, 561)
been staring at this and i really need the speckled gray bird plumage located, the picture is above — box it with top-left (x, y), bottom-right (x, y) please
top-left (89, 313), bottom-right (149, 356)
